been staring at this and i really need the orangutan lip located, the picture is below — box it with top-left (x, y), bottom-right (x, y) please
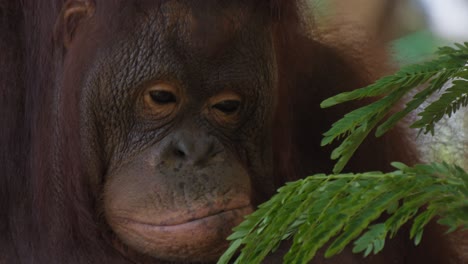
top-left (120, 204), bottom-right (252, 227)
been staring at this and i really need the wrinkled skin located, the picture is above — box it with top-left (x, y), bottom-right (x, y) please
top-left (65, 1), bottom-right (276, 261)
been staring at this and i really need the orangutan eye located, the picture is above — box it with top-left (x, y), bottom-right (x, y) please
top-left (149, 90), bottom-right (177, 104)
top-left (142, 83), bottom-right (180, 118)
top-left (212, 100), bottom-right (241, 114)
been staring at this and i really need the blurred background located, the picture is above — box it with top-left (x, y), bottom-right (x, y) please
top-left (310, 0), bottom-right (468, 65)
top-left (308, 0), bottom-right (468, 169)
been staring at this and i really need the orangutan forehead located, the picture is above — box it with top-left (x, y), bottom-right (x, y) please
top-left (157, 1), bottom-right (249, 31)
top-left (140, 1), bottom-right (258, 54)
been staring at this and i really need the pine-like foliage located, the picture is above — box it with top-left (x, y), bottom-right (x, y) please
top-left (219, 163), bottom-right (468, 264)
top-left (322, 42), bottom-right (468, 173)
top-left (218, 43), bottom-right (468, 264)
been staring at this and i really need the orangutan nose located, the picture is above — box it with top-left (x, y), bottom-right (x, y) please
top-left (169, 130), bottom-right (220, 166)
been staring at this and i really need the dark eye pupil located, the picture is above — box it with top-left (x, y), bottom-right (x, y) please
top-left (149, 91), bottom-right (176, 104)
top-left (213, 100), bottom-right (240, 114)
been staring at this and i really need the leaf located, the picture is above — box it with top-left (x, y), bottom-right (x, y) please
top-left (218, 239), bottom-right (242, 264)
top-left (411, 74), bottom-right (468, 134)
top-left (321, 42), bottom-right (468, 171)
top-left (410, 208), bottom-right (437, 245)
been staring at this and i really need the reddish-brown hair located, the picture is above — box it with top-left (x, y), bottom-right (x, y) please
top-left (0, 1), bottom-right (302, 262)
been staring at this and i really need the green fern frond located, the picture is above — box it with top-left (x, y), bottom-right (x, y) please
top-left (321, 42), bottom-right (468, 173)
top-left (218, 163), bottom-right (468, 264)
top-left (375, 68), bottom-right (462, 137)
top-left (411, 69), bottom-right (468, 134)
top-left (320, 42), bottom-right (468, 109)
